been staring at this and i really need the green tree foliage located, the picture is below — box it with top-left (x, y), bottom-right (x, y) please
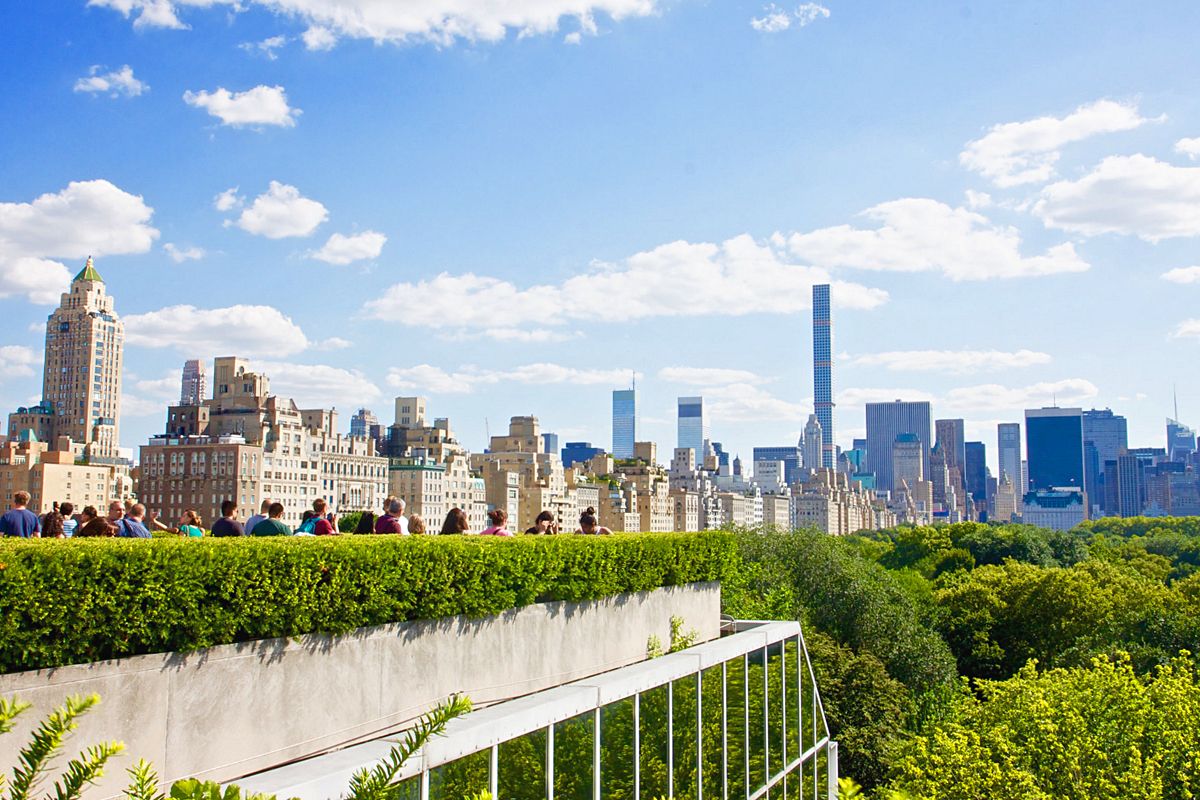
top-left (887, 654), bottom-right (1200, 800)
top-left (0, 532), bottom-right (734, 672)
top-left (934, 560), bottom-right (1200, 679)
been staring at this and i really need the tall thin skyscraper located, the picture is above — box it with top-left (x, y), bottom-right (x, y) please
top-left (964, 441), bottom-right (987, 501)
top-left (41, 257), bottom-right (124, 460)
top-left (677, 396), bottom-right (708, 460)
top-left (1025, 407), bottom-right (1085, 492)
top-left (181, 359), bottom-right (207, 405)
top-left (612, 388), bottom-right (636, 459)
top-left (997, 422), bottom-right (1022, 489)
top-left (865, 400), bottom-right (932, 492)
top-left (812, 284), bottom-right (835, 468)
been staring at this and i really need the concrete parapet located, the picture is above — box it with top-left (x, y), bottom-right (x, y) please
top-left (0, 581), bottom-right (720, 799)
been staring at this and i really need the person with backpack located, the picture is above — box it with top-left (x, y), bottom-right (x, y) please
top-left (211, 500), bottom-right (246, 537)
top-left (117, 504), bottom-right (153, 538)
top-left (296, 499), bottom-right (337, 535)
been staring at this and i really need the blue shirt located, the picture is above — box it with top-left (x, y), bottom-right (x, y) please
top-left (116, 517), bottom-right (152, 539)
top-left (0, 508), bottom-right (40, 537)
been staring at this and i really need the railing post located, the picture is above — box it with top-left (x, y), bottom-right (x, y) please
top-left (828, 741), bottom-right (839, 799)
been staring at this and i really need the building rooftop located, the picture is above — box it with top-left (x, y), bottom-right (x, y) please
top-left (74, 255), bottom-right (103, 283)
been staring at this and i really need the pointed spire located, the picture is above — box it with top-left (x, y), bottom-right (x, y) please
top-left (73, 256), bottom-right (103, 283)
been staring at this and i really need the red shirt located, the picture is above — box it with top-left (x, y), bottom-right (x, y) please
top-left (314, 518), bottom-right (336, 535)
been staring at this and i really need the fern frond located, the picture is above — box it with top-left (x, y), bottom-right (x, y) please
top-left (52, 741), bottom-right (125, 800)
top-left (9, 694), bottom-right (101, 800)
top-left (124, 759), bottom-right (166, 800)
top-left (346, 695), bottom-right (472, 800)
top-left (0, 696), bottom-right (33, 735)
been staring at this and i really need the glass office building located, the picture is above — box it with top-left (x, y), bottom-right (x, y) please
top-left (678, 397), bottom-right (709, 461)
top-left (613, 389), bottom-right (636, 460)
top-left (812, 285), bottom-right (835, 470)
top-left (1025, 407), bottom-right (1086, 493)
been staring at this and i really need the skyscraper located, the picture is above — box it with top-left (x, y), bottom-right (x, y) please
top-left (812, 284), bottom-right (835, 468)
top-left (1082, 408), bottom-right (1128, 511)
top-left (802, 414), bottom-right (823, 475)
top-left (753, 446), bottom-right (802, 486)
top-left (677, 396), bottom-right (708, 460)
top-left (350, 408), bottom-right (380, 439)
top-left (612, 388), bottom-right (636, 460)
top-left (40, 258), bottom-right (124, 461)
top-left (1167, 418), bottom-right (1196, 462)
top-left (891, 433), bottom-right (924, 488)
top-left (865, 400), bottom-right (932, 492)
top-left (181, 359), bottom-right (207, 405)
top-left (964, 441), bottom-right (987, 501)
top-left (934, 419), bottom-right (966, 474)
top-left (997, 422), bottom-right (1022, 488)
top-left (1025, 407), bottom-right (1085, 493)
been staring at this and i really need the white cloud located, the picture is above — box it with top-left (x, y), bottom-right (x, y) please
top-left (849, 349), bottom-right (1052, 374)
top-left (91, 0), bottom-right (659, 47)
top-left (1034, 154), bottom-right (1200, 241)
top-left (787, 198), bottom-right (1089, 280)
top-left (386, 363), bottom-right (635, 394)
top-left (563, 31), bottom-right (583, 44)
top-left (74, 65), bottom-right (148, 97)
top-left (249, 361), bottom-right (381, 409)
top-left (309, 230), bottom-right (386, 265)
top-left (182, 85), bottom-right (300, 128)
top-left (1176, 138), bottom-right (1200, 161)
top-left (1172, 319), bottom-right (1200, 340)
top-left (232, 182), bottom-right (328, 238)
top-left (836, 387), bottom-right (938, 410)
top-left (750, 5), bottom-right (791, 32)
top-left (302, 26), bottom-right (337, 50)
top-left (0, 345), bottom-right (38, 377)
top-left (1162, 266), bottom-right (1200, 284)
top-left (213, 187), bottom-right (242, 212)
top-left (364, 233), bottom-right (887, 339)
top-left (750, 3), bottom-right (828, 32)
top-left (122, 368), bottom-right (183, 417)
top-left (240, 34), bottom-right (288, 59)
top-left (658, 366), bottom-right (768, 385)
top-left (312, 336), bottom-right (352, 351)
top-left (0, 180), bottom-right (158, 303)
top-left (942, 378), bottom-right (1099, 412)
top-left (794, 3), bottom-right (831, 26)
top-left (960, 99), bottom-right (1155, 187)
top-left (124, 304), bottom-right (309, 356)
top-left (965, 189), bottom-right (992, 209)
top-left (704, 383), bottom-right (807, 423)
top-left (163, 242), bottom-right (205, 263)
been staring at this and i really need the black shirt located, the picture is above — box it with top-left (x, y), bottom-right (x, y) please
top-left (211, 517), bottom-right (246, 537)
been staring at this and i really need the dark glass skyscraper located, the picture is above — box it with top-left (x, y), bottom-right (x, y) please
top-left (964, 441), bottom-right (987, 501)
top-left (997, 422), bottom-right (1022, 488)
top-left (812, 284), bottom-right (835, 468)
top-left (1025, 407), bottom-right (1086, 493)
top-left (612, 388), bottom-right (635, 459)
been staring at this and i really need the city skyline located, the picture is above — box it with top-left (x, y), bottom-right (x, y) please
top-left (4, 3), bottom-right (1200, 474)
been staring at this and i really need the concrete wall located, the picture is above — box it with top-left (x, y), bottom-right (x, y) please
top-left (0, 582), bottom-right (720, 799)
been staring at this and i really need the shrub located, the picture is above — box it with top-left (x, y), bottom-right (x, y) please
top-left (0, 532), bottom-right (734, 673)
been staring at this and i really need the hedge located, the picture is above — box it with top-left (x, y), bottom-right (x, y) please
top-left (0, 531), bottom-right (734, 674)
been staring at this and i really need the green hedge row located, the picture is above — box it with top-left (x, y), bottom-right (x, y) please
top-left (0, 531), bottom-right (734, 674)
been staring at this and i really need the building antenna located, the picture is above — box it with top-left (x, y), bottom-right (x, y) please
top-left (484, 417), bottom-right (490, 441)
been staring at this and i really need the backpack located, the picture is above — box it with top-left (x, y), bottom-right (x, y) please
top-left (296, 516), bottom-right (320, 535)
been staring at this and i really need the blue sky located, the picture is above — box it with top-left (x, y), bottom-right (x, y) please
top-left (2, 1), bottom-right (1200, 472)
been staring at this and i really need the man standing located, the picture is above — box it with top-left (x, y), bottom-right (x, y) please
top-left (117, 503), bottom-right (153, 538)
top-left (106, 500), bottom-right (126, 537)
top-left (0, 491), bottom-right (40, 538)
top-left (211, 500), bottom-right (246, 537)
top-left (245, 499), bottom-right (271, 535)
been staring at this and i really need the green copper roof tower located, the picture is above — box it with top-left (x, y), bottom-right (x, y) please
top-left (74, 255), bottom-right (103, 283)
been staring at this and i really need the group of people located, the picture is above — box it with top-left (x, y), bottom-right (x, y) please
top-left (0, 490), bottom-right (614, 539)
top-left (0, 492), bottom-right (162, 539)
